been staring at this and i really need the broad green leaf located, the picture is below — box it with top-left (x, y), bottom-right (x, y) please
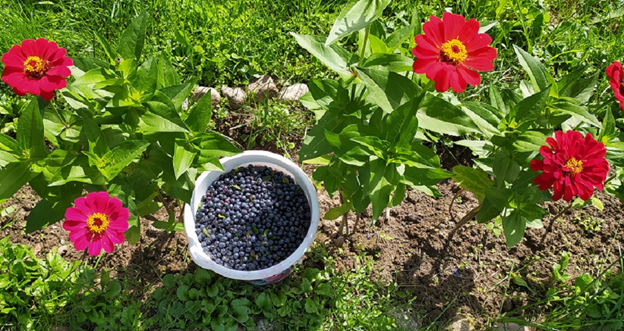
top-left (142, 92), bottom-right (188, 133)
top-left (550, 98), bottom-right (601, 128)
top-left (307, 79), bottom-right (340, 110)
top-left (512, 86), bottom-right (551, 123)
top-left (350, 136), bottom-right (389, 157)
top-left (71, 57), bottom-right (111, 73)
top-left (313, 164), bottom-right (342, 197)
top-left (49, 155), bottom-right (107, 186)
top-left (325, 0), bottom-right (391, 46)
top-left (185, 87), bottom-right (213, 134)
top-left (559, 70), bottom-right (598, 104)
top-left (384, 98), bottom-right (418, 149)
top-left (291, 33), bottom-right (355, 79)
top-left (356, 67), bottom-right (421, 114)
top-left (477, 187), bottom-right (510, 223)
top-left (117, 11), bottom-right (148, 61)
top-left (513, 45), bottom-right (552, 92)
top-left (512, 131), bottom-right (547, 153)
top-left (0, 162), bottom-right (33, 201)
top-left (502, 211), bottom-right (526, 247)
top-left (0, 151), bottom-right (16, 167)
top-left (99, 141), bottom-right (150, 180)
top-left (599, 108), bottom-right (615, 142)
top-left (369, 161), bottom-right (398, 221)
top-left (82, 116), bottom-right (109, 157)
top-left (173, 139), bottom-right (197, 180)
top-left (25, 199), bottom-right (64, 233)
top-left (132, 56), bottom-right (158, 97)
top-left (194, 133), bottom-right (240, 160)
top-left (368, 34), bottom-right (388, 54)
top-left (452, 166), bottom-right (493, 202)
top-left (17, 99), bottom-right (47, 160)
top-left (461, 101), bottom-right (503, 137)
top-left (300, 112), bottom-right (347, 161)
top-left (157, 53), bottom-right (181, 88)
top-left (385, 24), bottom-right (415, 50)
top-left (489, 85), bottom-right (508, 115)
top-left (417, 93), bottom-right (479, 135)
top-left (0, 134), bottom-right (20, 153)
top-left (324, 202), bottom-right (352, 220)
top-left (401, 167), bottom-right (453, 188)
top-left (94, 31), bottom-right (117, 64)
top-left (389, 184), bottom-right (406, 207)
top-left (493, 151), bottom-right (520, 185)
top-left (361, 53), bottom-right (413, 72)
top-left (160, 82), bottom-right (195, 112)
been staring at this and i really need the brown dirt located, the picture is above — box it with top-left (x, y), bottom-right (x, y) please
top-left (2, 144), bottom-right (624, 329)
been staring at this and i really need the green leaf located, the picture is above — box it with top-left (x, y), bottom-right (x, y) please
top-left (94, 31), bottom-right (117, 64)
top-left (599, 108), bottom-right (616, 142)
top-left (0, 162), bottom-right (33, 200)
top-left (82, 116), bottom-right (109, 157)
top-left (99, 141), bottom-right (150, 180)
top-left (104, 281), bottom-right (122, 299)
top-left (132, 56), bottom-right (158, 97)
top-left (512, 131), bottom-right (547, 153)
top-left (17, 99), bottom-right (47, 160)
top-left (384, 98), bottom-right (418, 149)
top-left (477, 187), bottom-right (510, 223)
top-left (324, 202), bottom-right (352, 220)
top-left (559, 69), bottom-right (598, 104)
top-left (0, 133), bottom-right (20, 154)
top-left (356, 67), bottom-right (421, 114)
top-left (255, 292), bottom-right (272, 311)
top-left (299, 112), bottom-right (346, 161)
top-left (185, 87), bottom-right (213, 134)
top-left (452, 166), bottom-right (492, 202)
top-left (177, 284), bottom-right (190, 301)
top-left (290, 33), bottom-right (355, 79)
top-left (194, 269), bottom-right (212, 286)
top-left (550, 99), bottom-right (601, 128)
top-left (157, 53), bottom-right (181, 88)
top-left (502, 211), bottom-right (526, 247)
top-left (513, 45), bottom-right (552, 92)
top-left (50, 155), bottom-right (107, 186)
top-left (173, 139), bottom-right (197, 180)
top-left (512, 86), bottom-right (551, 123)
top-left (493, 151), bottom-right (520, 185)
top-left (461, 101), bottom-right (503, 137)
top-left (590, 196), bottom-right (604, 211)
top-left (160, 82), bottom-right (195, 112)
top-left (325, 0), bottom-right (391, 46)
top-left (417, 93), bottom-right (479, 136)
top-left (142, 92), bottom-right (189, 133)
top-left (385, 24), bottom-right (416, 50)
top-left (360, 53), bottom-right (413, 72)
top-left (25, 199), bottom-right (64, 233)
top-left (117, 11), bottom-right (148, 61)
top-left (194, 132), bottom-right (240, 160)
top-left (304, 297), bottom-right (319, 314)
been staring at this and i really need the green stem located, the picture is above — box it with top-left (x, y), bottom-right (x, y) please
top-left (157, 192), bottom-right (174, 222)
top-left (359, 26), bottom-right (370, 64)
top-left (93, 253), bottom-right (103, 269)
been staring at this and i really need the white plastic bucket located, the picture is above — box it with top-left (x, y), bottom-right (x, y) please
top-left (184, 150), bottom-right (320, 285)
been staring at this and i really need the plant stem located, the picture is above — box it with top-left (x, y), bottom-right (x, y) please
top-left (157, 192), bottom-right (174, 221)
top-left (359, 26), bottom-right (370, 64)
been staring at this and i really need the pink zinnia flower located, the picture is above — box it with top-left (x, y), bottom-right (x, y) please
top-left (412, 12), bottom-right (497, 93)
top-left (530, 131), bottom-right (609, 202)
top-left (606, 61), bottom-right (624, 111)
top-left (1, 38), bottom-right (73, 101)
top-left (63, 192), bottom-right (130, 256)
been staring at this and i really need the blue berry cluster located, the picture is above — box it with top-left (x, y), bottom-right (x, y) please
top-left (195, 165), bottom-right (311, 271)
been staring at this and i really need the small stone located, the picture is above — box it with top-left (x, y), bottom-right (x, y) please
top-left (447, 317), bottom-right (474, 331)
top-left (33, 243), bottom-right (42, 256)
top-left (221, 87), bottom-right (247, 110)
top-left (493, 323), bottom-right (530, 331)
top-left (57, 245), bottom-right (68, 256)
top-left (247, 74), bottom-right (278, 102)
top-left (390, 308), bottom-right (419, 331)
top-left (192, 86), bottom-right (221, 108)
top-left (334, 236), bottom-right (345, 247)
top-left (278, 83), bottom-right (309, 102)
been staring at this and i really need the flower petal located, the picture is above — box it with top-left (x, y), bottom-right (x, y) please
top-left (442, 12), bottom-right (466, 41)
top-left (101, 234), bottom-right (115, 253)
top-left (88, 236), bottom-right (103, 256)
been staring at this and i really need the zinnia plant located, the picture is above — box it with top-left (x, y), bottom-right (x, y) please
top-left (412, 12), bottom-right (497, 93)
top-left (63, 192), bottom-right (130, 256)
top-left (1, 38), bottom-right (73, 101)
top-left (531, 131), bottom-right (609, 202)
top-left (606, 60), bottom-right (624, 111)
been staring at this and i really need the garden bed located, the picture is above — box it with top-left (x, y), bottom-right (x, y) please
top-left (3, 156), bottom-right (623, 328)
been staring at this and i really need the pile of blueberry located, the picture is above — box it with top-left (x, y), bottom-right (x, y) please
top-left (194, 165), bottom-right (311, 271)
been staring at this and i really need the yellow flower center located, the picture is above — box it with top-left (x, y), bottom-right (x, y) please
top-left (439, 39), bottom-right (467, 65)
top-left (87, 213), bottom-right (110, 234)
top-left (564, 157), bottom-right (583, 175)
top-left (23, 56), bottom-right (49, 79)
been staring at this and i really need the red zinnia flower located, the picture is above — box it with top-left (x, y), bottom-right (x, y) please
top-left (1, 38), bottom-right (73, 101)
top-left (63, 192), bottom-right (130, 256)
top-left (412, 13), bottom-right (497, 93)
top-left (530, 131), bottom-right (609, 202)
top-left (606, 61), bottom-right (624, 111)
